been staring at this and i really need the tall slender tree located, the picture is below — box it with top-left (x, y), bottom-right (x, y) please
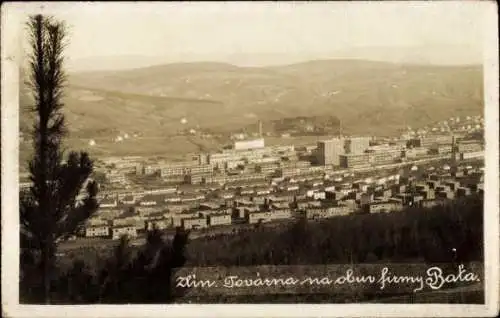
top-left (20, 14), bottom-right (98, 303)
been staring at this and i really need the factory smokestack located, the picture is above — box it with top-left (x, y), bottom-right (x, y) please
top-left (258, 120), bottom-right (263, 138)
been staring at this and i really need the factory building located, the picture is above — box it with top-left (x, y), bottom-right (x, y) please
top-left (316, 138), bottom-right (344, 166)
top-left (234, 138), bottom-right (265, 150)
top-left (367, 149), bottom-right (403, 165)
top-left (407, 135), bottom-right (454, 148)
top-left (345, 137), bottom-right (370, 155)
top-left (339, 153), bottom-right (370, 169)
top-left (456, 141), bottom-right (483, 153)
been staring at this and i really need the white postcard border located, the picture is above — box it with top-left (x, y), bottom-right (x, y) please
top-left (1, 2), bottom-right (499, 317)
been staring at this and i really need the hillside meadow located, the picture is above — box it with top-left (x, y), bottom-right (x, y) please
top-left (20, 60), bottom-right (483, 137)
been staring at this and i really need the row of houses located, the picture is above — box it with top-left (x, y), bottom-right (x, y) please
top-left (85, 158), bottom-right (483, 240)
top-left (84, 210), bottom-right (234, 239)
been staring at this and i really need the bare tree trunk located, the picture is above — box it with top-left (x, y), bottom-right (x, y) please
top-left (38, 240), bottom-right (53, 304)
top-left (43, 246), bottom-right (51, 304)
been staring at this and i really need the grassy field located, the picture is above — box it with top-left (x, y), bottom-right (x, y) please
top-left (19, 134), bottom-right (225, 172)
top-left (265, 135), bottom-right (333, 147)
top-left (20, 60), bottom-right (484, 141)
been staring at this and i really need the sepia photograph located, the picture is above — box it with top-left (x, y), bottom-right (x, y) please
top-left (1, 1), bottom-right (499, 317)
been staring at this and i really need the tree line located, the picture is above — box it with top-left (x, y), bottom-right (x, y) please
top-left (20, 193), bottom-right (483, 304)
top-left (186, 194), bottom-right (483, 266)
top-left (21, 227), bottom-right (189, 304)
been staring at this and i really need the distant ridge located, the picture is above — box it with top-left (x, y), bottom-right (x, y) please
top-left (65, 44), bottom-right (482, 73)
top-left (21, 59), bottom-right (483, 141)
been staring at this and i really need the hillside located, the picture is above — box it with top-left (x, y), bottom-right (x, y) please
top-left (20, 59), bottom-right (484, 142)
top-left (20, 84), bottom-right (227, 138)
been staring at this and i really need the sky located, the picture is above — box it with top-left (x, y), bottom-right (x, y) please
top-left (9, 2), bottom-right (490, 69)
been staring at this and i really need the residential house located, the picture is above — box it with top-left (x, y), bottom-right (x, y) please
top-left (247, 209), bottom-right (292, 224)
top-left (368, 201), bottom-right (403, 213)
top-left (207, 213), bottom-right (232, 226)
top-left (120, 195), bottom-right (136, 205)
top-left (305, 206), bottom-right (352, 219)
top-left (145, 218), bottom-right (171, 231)
top-left (172, 212), bottom-right (199, 227)
top-left (85, 225), bottom-right (110, 238)
top-left (182, 217), bottom-right (208, 230)
top-left (112, 225), bottom-right (137, 240)
top-left (100, 198), bottom-right (118, 208)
